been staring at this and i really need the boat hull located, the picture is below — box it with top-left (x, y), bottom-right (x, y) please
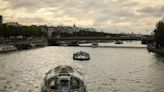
top-left (73, 57), bottom-right (90, 60)
top-left (73, 51), bottom-right (90, 61)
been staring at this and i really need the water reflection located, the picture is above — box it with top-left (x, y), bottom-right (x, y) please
top-left (0, 42), bottom-right (164, 92)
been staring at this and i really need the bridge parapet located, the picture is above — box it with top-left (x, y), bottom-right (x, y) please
top-left (48, 36), bottom-right (141, 41)
top-left (47, 37), bottom-right (141, 46)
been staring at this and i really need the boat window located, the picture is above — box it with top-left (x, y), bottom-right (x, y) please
top-left (71, 78), bottom-right (79, 89)
top-left (49, 80), bottom-right (55, 89)
top-left (61, 80), bottom-right (69, 87)
top-left (79, 53), bottom-right (84, 56)
top-left (48, 78), bottom-right (57, 89)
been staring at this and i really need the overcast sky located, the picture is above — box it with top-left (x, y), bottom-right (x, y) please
top-left (0, 0), bottom-right (164, 34)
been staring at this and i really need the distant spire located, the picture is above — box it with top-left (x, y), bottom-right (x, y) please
top-left (0, 15), bottom-right (3, 24)
top-left (73, 23), bottom-right (76, 27)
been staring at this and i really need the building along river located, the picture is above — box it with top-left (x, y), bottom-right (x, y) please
top-left (1, 41), bottom-right (164, 92)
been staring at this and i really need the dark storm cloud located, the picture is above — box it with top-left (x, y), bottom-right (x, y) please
top-left (138, 6), bottom-right (157, 13)
top-left (123, 1), bottom-right (139, 6)
top-left (138, 6), bottom-right (164, 17)
top-left (19, 17), bottom-right (46, 25)
top-left (114, 9), bottom-right (135, 17)
top-left (6, 0), bottom-right (39, 8)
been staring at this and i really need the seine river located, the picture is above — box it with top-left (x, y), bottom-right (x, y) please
top-left (1, 41), bottom-right (164, 92)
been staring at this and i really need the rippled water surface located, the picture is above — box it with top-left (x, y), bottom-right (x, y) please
top-left (1, 41), bottom-right (164, 92)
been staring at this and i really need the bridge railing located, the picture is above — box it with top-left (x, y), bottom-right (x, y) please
top-left (48, 36), bottom-right (141, 41)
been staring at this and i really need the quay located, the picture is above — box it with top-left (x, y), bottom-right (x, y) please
top-left (79, 45), bottom-right (146, 49)
top-left (0, 38), bottom-right (47, 50)
top-left (147, 45), bottom-right (164, 56)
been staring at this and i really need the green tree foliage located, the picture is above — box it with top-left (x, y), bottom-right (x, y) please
top-left (0, 24), bottom-right (19, 37)
top-left (154, 20), bottom-right (164, 48)
top-left (0, 24), bottom-right (46, 38)
top-left (0, 24), bottom-right (3, 36)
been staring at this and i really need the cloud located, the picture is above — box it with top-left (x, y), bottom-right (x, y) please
top-left (138, 6), bottom-right (164, 17)
top-left (0, 0), bottom-right (164, 34)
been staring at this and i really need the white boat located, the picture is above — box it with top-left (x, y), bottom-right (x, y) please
top-left (115, 40), bottom-right (123, 44)
top-left (41, 65), bottom-right (87, 92)
top-left (0, 45), bottom-right (17, 52)
top-left (92, 42), bottom-right (98, 48)
top-left (73, 51), bottom-right (90, 60)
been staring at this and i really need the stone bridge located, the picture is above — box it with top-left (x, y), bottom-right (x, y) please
top-left (48, 36), bottom-right (141, 46)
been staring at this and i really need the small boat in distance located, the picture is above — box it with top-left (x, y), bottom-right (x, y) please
top-left (92, 42), bottom-right (98, 48)
top-left (73, 51), bottom-right (90, 60)
top-left (41, 65), bottom-right (87, 92)
top-left (115, 40), bottom-right (123, 44)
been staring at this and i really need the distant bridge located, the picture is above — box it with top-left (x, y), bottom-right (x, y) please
top-left (48, 36), bottom-right (142, 46)
top-left (48, 36), bottom-right (141, 41)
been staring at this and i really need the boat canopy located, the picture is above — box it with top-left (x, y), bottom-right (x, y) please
top-left (45, 65), bottom-right (84, 82)
top-left (41, 65), bottom-right (87, 92)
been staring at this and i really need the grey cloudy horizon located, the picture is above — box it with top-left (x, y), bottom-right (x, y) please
top-left (0, 0), bottom-right (164, 34)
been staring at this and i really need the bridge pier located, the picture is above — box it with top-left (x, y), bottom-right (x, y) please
top-left (67, 41), bottom-right (79, 46)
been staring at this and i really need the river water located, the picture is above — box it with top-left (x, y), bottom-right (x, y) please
top-left (1, 41), bottom-right (164, 92)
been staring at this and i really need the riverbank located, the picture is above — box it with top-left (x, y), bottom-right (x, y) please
top-left (0, 45), bottom-right (17, 53)
top-left (80, 41), bottom-right (146, 48)
top-left (147, 45), bottom-right (164, 56)
top-left (0, 38), bottom-right (48, 52)
top-left (0, 44), bottom-right (47, 53)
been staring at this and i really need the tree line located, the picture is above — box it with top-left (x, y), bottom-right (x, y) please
top-left (154, 20), bottom-right (164, 48)
top-left (0, 24), bottom-right (47, 38)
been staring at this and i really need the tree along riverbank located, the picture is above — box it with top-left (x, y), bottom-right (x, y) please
top-left (147, 19), bottom-right (164, 55)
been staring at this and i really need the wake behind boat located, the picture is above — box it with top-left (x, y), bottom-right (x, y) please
top-left (73, 51), bottom-right (90, 60)
top-left (41, 65), bottom-right (87, 92)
